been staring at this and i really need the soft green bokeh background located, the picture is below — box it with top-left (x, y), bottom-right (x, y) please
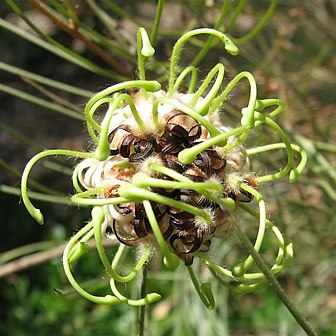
top-left (1, 1), bottom-right (335, 335)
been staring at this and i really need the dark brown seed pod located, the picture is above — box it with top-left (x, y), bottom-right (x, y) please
top-left (129, 136), bottom-right (161, 162)
top-left (151, 202), bottom-right (168, 221)
top-left (120, 134), bottom-right (136, 158)
top-left (174, 189), bottom-right (212, 208)
top-left (101, 108), bottom-right (239, 265)
top-left (169, 229), bottom-right (203, 254)
top-left (163, 124), bottom-right (189, 145)
top-left (129, 140), bottom-right (155, 162)
top-left (194, 151), bottom-right (212, 176)
top-left (116, 203), bottom-right (133, 215)
top-left (134, 203), bottom-right (146, 220)
top-left (133, 218), bottom-right (152, 237)
top-left (183, 173), bottom-right (206, 182)
top-left (161, 223), bottom-right (174, 240)
top-left (175, 189), bottom-right (199, 206)
top-left (168, 207), bottom-right (194, 219)
top-left (169, 215), bottom-right (195, 231)
top-left (108, 124), bottom-right (133, 155)
top-left (228, 189), bottom-right (252, 202)
top-left (208, 149), bottom-right (226, 172)
top-left (161, 155), bottom-right (185, 174)
top-left (195, 194), bottom-right (213, 208)
top-left (228, 176), bottom-right (257, 203)
top-left (193, 149), bottom-right (226, 177)
top-left (163, 110), bottom-right (205, 148)
top-left (167, 207), bottom-right (196, 230)
top-left (112, 220), bottom-right (139, 247)
top-left (160, 142), bottom-right (181, 154)
top-left (187, 123), bottom-right (202, 142)
top-left (109, 123), bottom-right (162, 161)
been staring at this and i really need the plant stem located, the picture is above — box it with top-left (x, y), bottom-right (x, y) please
top-left (25, 0), bottom-right (130, 76)
top-left (232, 220), bottom-right (319, 336)
top-left (150, 0), bottom-right (165, 45)
top-left (138, 266), bottom-right (147, 336)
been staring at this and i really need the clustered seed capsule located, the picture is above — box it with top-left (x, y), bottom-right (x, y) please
top-left (77, 91), bottom-right (257, 265)
top-left (20, 27), bottom-right (303, 307)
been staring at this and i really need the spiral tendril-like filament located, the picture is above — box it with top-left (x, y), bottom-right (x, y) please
top-left (21, 28), bottom-right (306, 308)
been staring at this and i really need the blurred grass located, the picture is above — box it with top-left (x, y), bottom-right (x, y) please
top-left (0, 0), bottom-right (335, 335)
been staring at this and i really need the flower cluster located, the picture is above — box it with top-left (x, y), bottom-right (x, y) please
top-left (21, 28), bottom-right (306, 308)
top-left (76, 89), bottom-right (256, 266)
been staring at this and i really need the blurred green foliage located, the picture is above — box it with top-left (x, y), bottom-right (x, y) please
top-left (1, 0), bottom-right (335, 335)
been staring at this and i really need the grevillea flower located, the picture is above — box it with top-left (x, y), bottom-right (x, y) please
top-left (21, 28), bottom-right (307, 308)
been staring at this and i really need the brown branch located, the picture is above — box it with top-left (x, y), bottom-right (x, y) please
top-left (25, 0), bottom-right (131, 77)
top-left (0, 238), bottom-right (118, 277)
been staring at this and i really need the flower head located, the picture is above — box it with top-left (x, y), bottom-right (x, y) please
top-left (21, 28), bottom-right (307, 308)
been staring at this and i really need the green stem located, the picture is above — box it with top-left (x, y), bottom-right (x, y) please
top-left (93, 207), bottom-right (152, 283)
top-left (231, 181), bottom-right (266, 276)
top-left (315, 141), bottom-right (336, 154)
top-left (150, 0), bottom-right (165, 45)
top-left (133, 172), bottom-right (223, 193)
top-left (118, 185), bottom-right (211, 223)
top-left (0, 83), bottom-right (84, 121)
top-left (137, 28), bottom-right (155, 81)
top-left (232, 219), bottom-right (319, 336)
top-left (173, 66), bottom-right (198, 93)
top-left (232, 0), bottom-right (277, 44)
top-left (0, 61), bottom-right (92, 97)
top-left (0, 17), bottom-right (122, 80)
top-left (109, 277), bottom-right (160, 306)
top-left (121, 94), bottom-right (147, 134)
top-left (191, 63), bottom-right (225, 116)
top-left (62, 208), bottom-right (120, 305)
top-left (153, 97), bottom-right (222, 139)
top-left (21, 149), bottom-right (94, 224)
top-left (210, 71), bottom-right (257, 128)
top-left (238, 203), bottom-right (293, 275)
top-left (252, 113), bottom-right (294, 183)
top-left (178, 126), bottom-right (246, 165)
top-left (84, 80), bottom-right (160, 143)
top-left (247, 143), bottom-right (307, 183)
top-left (138, 266), bottom-right (147, 336)
top-left (143, 200), bottom-right (179, 269)
top-left (67, 225), bottom-right (94, 263)
top-left (255, 98), bottom-right (284, 119)
top-left (168, 28), bottom-right (239, 95)
top-left (110, 244), bottom-right (151, 283)
top-left (95, 92), bottom-right (147, 160)
top-left (112, 245), bottom-right (154, 286)
top-left (224, 0), bottom-right (247, 32)
top-left (0, 241), bottom-right (57, 263)
top-left (71, 194), bottom-right (129, 207)
top-left (1, 185), bottom-right (70, 205)
top-left (147, 163), bottom-right (235, 210)
top-left (187, 266), bottom-right (215, 310)
top-left (191, 0), bottom-right (232, 66)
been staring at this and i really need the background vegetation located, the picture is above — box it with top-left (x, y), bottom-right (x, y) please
top-left (0, 1), bottom-right (335, 335)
